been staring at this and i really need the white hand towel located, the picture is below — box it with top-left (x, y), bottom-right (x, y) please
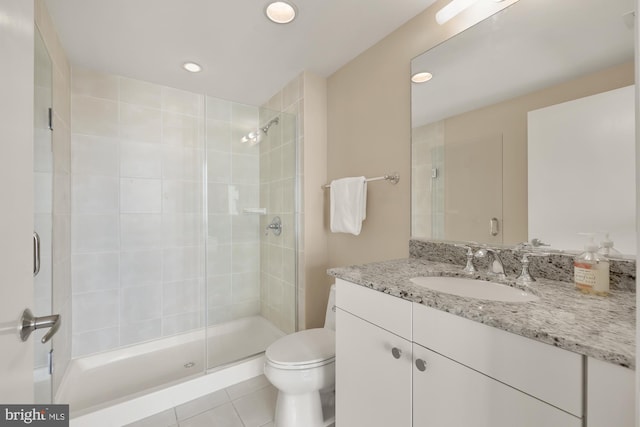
top-left (330, 176), bottom-right (367, 235)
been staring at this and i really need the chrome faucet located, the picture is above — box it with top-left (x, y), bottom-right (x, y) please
top-left (474, 247), bottom-right (506, 279)
top-left (516, 238), bottom-right (550, 250)
top-left (515, 252), bottom-right (549, 286)
top-left (454, 244), bottom-right (477, 274)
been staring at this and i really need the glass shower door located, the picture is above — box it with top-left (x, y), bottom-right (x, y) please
top-left (205, 98), bottom-right (297, 370)
top-left (33, 28), bottom-right (54, 403)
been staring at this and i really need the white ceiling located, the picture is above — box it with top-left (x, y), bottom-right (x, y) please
top-left (411, 0), bottom-right (635, 127)
top-left (44, 0), bottom-right (438, 106)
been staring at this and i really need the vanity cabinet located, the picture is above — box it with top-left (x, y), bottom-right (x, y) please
top-left (586, 357), bottom-right (635, 427)
top-left (335, 279), bottom-right (584, 427)
top-left (412, 343), bottom-right (580, 426)
top-left (412, 304), bottom-right (582, 426)
top-left (336, 310), bottom-right (412, 427)
top-left (335, 278), bottom-right (412, 427)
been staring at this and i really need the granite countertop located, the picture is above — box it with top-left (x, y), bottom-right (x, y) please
top-left (328, 258), bottom-right (636, 369)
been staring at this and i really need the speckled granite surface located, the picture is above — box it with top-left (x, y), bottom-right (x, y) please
top-left (409, 239), bottom-right (636, 292)
top-left (328, 258), bottom-right (636, 369)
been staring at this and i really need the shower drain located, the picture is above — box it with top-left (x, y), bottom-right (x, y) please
top-left (184, 362), bottom-right (196, 368)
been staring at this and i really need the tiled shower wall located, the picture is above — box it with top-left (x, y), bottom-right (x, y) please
top-left (411, 121), bottom-right (445, 239)
top-left (260, 77), bottom-right (301, 334)
top-left (205, 98), bottom-right (262, 326)
top-left (69, 68), bottom-right (268, 357)
top-left (70, 67), bottom-right (206, 357)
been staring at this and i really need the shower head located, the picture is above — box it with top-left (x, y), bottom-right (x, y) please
top-left (260, 117), bottom-right (279, 134)
top-left (240, 116), bottom-right (280, 144)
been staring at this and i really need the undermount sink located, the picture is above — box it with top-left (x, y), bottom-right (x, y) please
top-left (410, 276), bottom-right (539, 303)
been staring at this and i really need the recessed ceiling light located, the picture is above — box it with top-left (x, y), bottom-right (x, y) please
top-left (411, 72), bottom-right (433, 83)
top-left (183, 62), bottom-right (202, 73)
top-left (266, 1), bottom-right (297, 24)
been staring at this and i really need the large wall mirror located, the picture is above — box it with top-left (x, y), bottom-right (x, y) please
top-left (411, 0), bottom-right (636, 254)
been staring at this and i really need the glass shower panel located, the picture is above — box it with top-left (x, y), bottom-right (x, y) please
top-left (66, 69), bottom-right (208, 410)
top-left (259, 108), bottom-right (297, 335)
top-left (205, 99), bottom-right (297, 370)
top-left (33, 28), bottom-right (53, 403)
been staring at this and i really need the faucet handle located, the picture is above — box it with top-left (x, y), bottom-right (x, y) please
top-left (516, 252), bottom-right (549, 284)
top-left (454, 243), bottom-right (477, 274)
top-left (454, 243), bottom-right (474, 255)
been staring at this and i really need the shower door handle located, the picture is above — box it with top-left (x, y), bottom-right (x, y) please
top-left (19, 308), bottom-right (61, 344)
top-left (33, 231), bottom-right (40, 277)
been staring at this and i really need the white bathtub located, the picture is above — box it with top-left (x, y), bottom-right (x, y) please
top-left (58, 316), bottom-right (284, 426)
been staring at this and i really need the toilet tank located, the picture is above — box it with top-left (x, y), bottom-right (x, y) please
top-left (324, 284), bottom-right (337, 330)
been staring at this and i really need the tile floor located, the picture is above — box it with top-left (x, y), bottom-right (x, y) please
top-left (124, 375), bottom-right (277, 427)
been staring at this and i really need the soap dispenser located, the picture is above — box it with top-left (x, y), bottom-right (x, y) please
top-left (598, 232), bottom-right (622, 259)
top-left (574, 233), bottom-right (609, 296)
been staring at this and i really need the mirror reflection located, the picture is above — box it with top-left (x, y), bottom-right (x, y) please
top-left (410, 0), bottom-right (636, 254)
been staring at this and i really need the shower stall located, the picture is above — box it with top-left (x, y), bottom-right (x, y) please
top-left (49, 67), bottom-right (299, 415)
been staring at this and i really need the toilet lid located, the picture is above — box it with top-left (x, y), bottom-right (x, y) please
top-left (266, 328), bottom-right (335, 366)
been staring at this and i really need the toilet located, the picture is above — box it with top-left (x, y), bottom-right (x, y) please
top-left (264, 285), bottom-right (336, 427)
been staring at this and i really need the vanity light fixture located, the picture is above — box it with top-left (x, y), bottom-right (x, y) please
top-left (182, 62), bottom-right (202, 73)
top-left (436, 0), bottom-right (480, 25)
top-left (411, 72), bottom-right (433, 83)
top-left (265, 1), bottom-right (297, 24)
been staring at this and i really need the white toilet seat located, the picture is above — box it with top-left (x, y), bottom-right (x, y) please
top-left (266, 328), bottom-right (335, 370)
top-left (266, 356), bottom-right (335, 370)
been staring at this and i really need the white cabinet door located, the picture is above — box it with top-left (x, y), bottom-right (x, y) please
top-left (336, 309), bottom-right (412, 427)
top-left (412, 343), bottom-right (582, 427)
top-left (586, 357), bottom-right (635, 427)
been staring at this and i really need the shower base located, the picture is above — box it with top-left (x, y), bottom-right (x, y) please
top-left (57, 315), bottom-right (284, 421)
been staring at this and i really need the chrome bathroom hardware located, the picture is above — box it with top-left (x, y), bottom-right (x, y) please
top-left (517, 238), bottom-right (551, 250)
top-left (240, 116), bottom-right (279, 144)
top-left (454, 243), bottom-right (477, 274)
top-left (391, 347), bottom-right (402, 359)
top-left (265, 216), bottom-right (282, 236)
top-left (321, 173), bottom-right (400, 189)
top-left (415, 358), bottom-right (427, 372)
top-left (530, 238), bottom-right (550, 247)
top-left (489, 217), bottom-right (500, 237)
top-left (19, 308), bottom-right (60, 344)
top-left (474, 247), bottom-right (506, 279)
top-left (33, 231), bottom-right (40, 277)
top-left (516, 252), bottom-right (550, 285)
top-left (243, 208), bottom-right (267, 215)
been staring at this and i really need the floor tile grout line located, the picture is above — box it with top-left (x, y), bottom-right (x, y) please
top-left (230, 400), bottom-right (248, 427)
top-left (229, 382), bottom-right (272, 404)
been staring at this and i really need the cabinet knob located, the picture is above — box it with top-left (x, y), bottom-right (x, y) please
top-left (391, 347), bottom-right (402, 359)
top-left (415, 358), bottom-right (427, 372)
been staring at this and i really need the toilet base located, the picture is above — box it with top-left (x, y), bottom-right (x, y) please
top-left (274, 390), bottom-right (324, 427)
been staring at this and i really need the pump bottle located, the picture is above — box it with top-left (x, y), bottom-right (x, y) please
top-left (574, 233), bottom-right (609, 296)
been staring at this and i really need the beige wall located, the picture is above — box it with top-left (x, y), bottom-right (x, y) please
top-left (302, 73), bottom-right (330, 329)
top-left (326, 0), bottom-right (517, 268)
top-left (443, 61), bottom-right (634, 245)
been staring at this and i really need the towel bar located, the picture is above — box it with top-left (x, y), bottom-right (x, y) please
top-left (321, 173), bottom-right (399, 189)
